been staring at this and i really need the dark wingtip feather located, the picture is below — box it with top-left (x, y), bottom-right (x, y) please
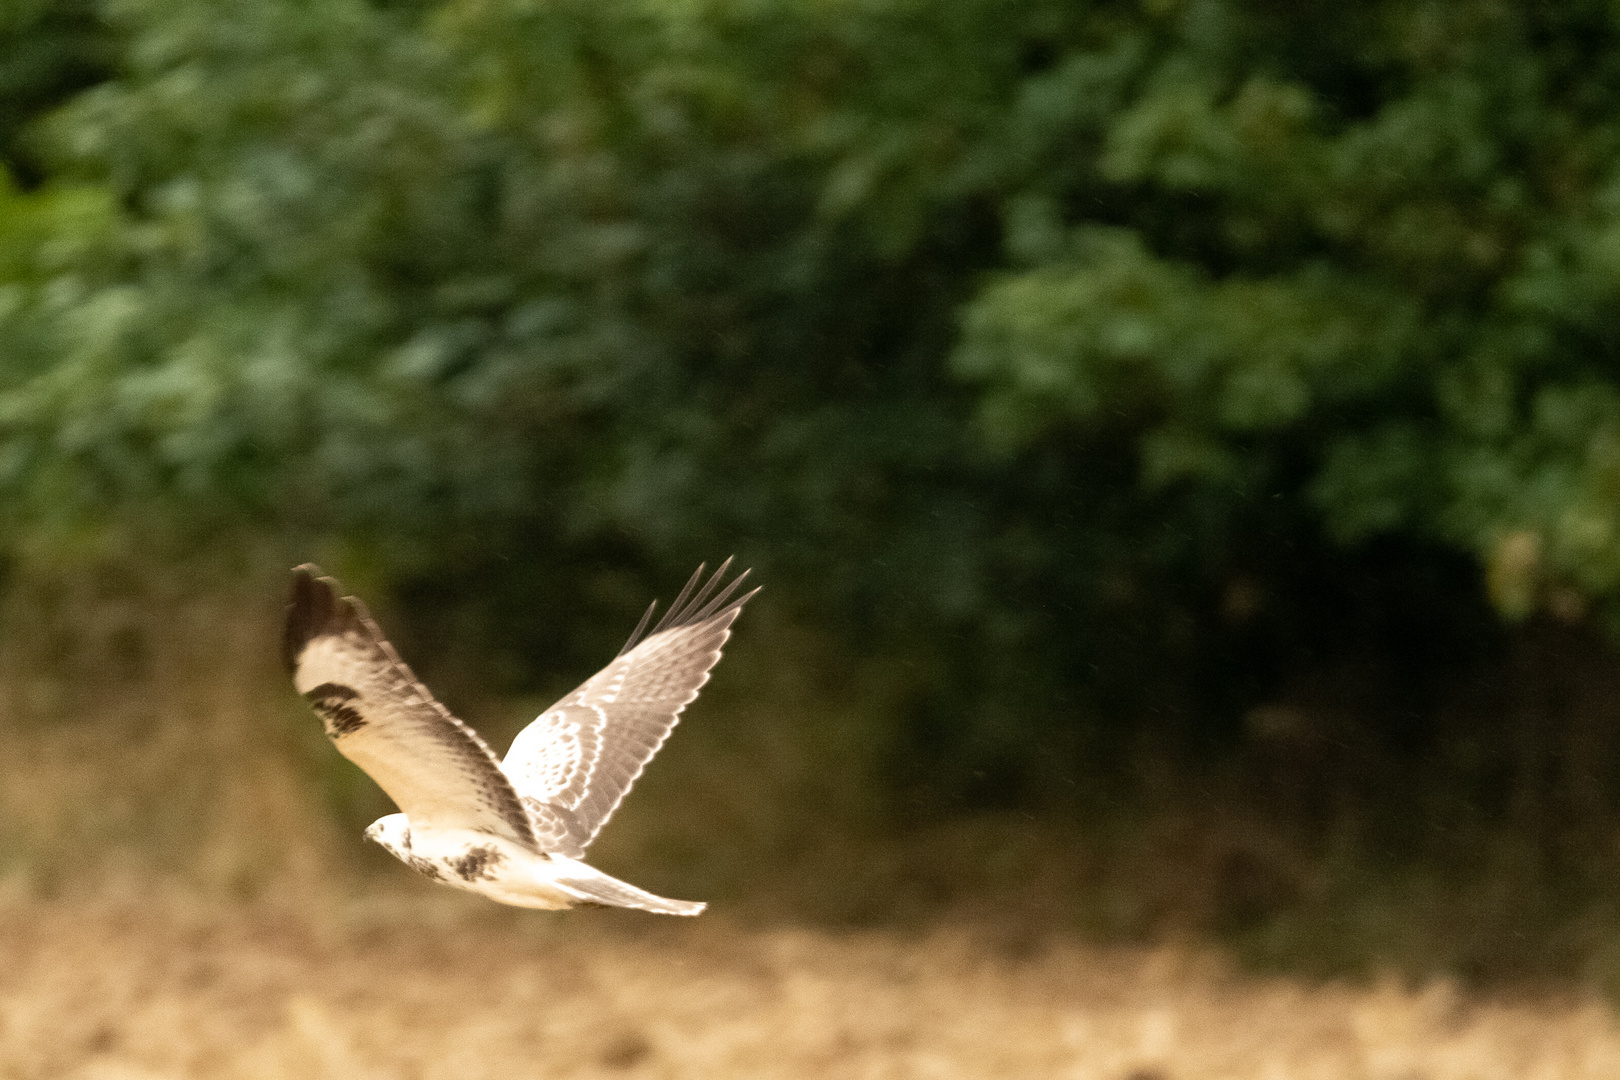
top-left (689, 567), bottom-right (752, 623)
top-left (647, 561), bottom-right (711, 639)
top-left (283, 563), bottom-right (356, 673)
top-left (620, 559), bottom-right (758, 654)
top-left (617, 599), bottom-right (661, 658)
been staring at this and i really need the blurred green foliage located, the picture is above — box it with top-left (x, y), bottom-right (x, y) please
top-left (8, 0), bottom-right (1620, 848)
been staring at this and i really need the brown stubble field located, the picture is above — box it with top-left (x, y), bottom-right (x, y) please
top-left (3, 890), bottom-right (1620, 1080)
top-left (4, 573), bottom-right (1620, 1079)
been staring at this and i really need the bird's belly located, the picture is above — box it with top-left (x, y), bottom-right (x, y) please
top-left (397, 828), bottom-right (578, 909)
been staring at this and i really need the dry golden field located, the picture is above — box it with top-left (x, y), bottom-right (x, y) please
top-left (4, 571), bottom-right (1620, 1079)
top-left (3, 891), bottom-right (1620, 1080)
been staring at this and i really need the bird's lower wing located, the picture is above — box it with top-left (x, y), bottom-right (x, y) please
top-left (502, 561), bottom-right (757, 854)
top-left (286, 566), bottom-right (538, 851)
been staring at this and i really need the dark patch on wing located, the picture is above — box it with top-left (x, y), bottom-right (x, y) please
top-left (407, 856), bottom-right (446, 882)
top-left (304, 682), bottom-right (367, 737)
top-left (306, 682), bottom-right (358, 702)
top-left (448, 844), bottom-right (505, 881)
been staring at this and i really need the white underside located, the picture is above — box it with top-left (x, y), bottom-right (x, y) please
top-left (369, 816), bottom-right (704, 915)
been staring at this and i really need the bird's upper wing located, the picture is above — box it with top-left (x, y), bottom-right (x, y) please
top-left (501, 560), bottom-right (757, 857)
top-left (284, 565), bottom-right (539, 853)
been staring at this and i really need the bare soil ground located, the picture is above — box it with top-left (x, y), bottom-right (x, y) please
top-left (1, 892), bottom-right (1618, 1080)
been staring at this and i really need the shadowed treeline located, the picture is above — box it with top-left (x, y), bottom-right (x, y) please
top-left (9, 0), bottom-right (1620, 985)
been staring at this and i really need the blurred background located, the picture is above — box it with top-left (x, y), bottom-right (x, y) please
top-left (10, 0), bottom-right (1620, 1075)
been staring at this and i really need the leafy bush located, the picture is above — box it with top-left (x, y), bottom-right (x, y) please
top-left (7, 0), bottom-right (1620, 871)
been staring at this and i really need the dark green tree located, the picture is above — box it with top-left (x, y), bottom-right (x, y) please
top-left (8, 0), bottom-right (1620, 882)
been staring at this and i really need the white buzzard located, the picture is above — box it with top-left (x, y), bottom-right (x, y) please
top-left (284, 560), bottom-right (756, 915)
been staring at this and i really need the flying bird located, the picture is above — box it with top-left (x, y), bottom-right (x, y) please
top-left (284, 560), bottom-right (757, 915)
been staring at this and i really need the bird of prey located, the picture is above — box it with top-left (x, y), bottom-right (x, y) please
top-left (284, 560), bottom-right (756, 915)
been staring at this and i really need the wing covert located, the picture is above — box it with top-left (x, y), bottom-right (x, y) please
top-left (502, 560), bottom-right (757, 855)
top-left (285, 565), bottom-right (539, 852)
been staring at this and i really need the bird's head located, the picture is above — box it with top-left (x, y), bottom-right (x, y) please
top-left (364, 813), bottom-right (412, 860)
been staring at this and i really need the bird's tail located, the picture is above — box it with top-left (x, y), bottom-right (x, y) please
top-left (553, 867), bottom-right (705, 916)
